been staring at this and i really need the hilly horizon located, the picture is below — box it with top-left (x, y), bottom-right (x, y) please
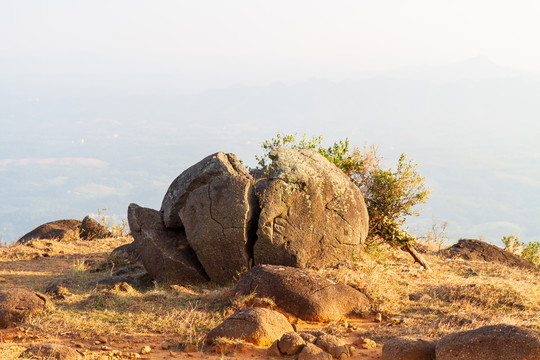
top-left (1, 57), bottom-right (539, 246)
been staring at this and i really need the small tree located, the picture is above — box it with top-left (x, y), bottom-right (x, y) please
top-left (257, 133), bottom-right (432, 269)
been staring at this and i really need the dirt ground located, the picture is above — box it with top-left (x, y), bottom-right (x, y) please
top-left (0, 240), bottom-right (384, 359)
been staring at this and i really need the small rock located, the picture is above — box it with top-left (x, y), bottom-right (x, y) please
top-left (184, 344), bottom-right (197, 353)
top-left (267, 340), bottom-right (282, 357)
top-left (299, 332), bottom-right (318, 344)
top-left (97, 336), bottom-right (108, 343)
top-left (101, 345), bottom-right (112, 351)
top-left (362, 338), bottom-right (377, 349)
top-left (79, 216), bottom-right (112, 240)
top-left (278, 332), bottom-right (306, 355)
top-left (160, 341), bottom-right (170, 350)
top-left (140, 346), bottom-right (151, 354)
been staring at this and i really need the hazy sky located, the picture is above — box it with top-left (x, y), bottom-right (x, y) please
top-left (2, 1), bottom-right (540, 92)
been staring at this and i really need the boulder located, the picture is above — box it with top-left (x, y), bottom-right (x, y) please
top-left (179, 165), bottom-right (258, 284)
top-left (436, 324), bottom-right (540, 360)
top-left (19, 343), bottom-right (82, 359)
top-left (160, 152), bottom-right (258, 284)
top-left (314, 333), bottom-right (350, 359)
top-left (45, 278), bottom-right (75, 299)
top-left (382, 336), bottom-right (436, 360)
top-left (0, 288), bottom-right (52, 327)
top-left (17, 219), bottom-right (82, 244)
top-left (205, 307), bottom-right (294, 346)
top-left (161, 152), bottom-right (254, 228)
top-left (79, 216), bottom-right (111, 240)
top-left (254, 148), bottom-right (369, 268)
top-left (127, 203), bottom-right (209, 284)
top-left (235, 264), bottom-right (370, 322)
top-left (278, 332), bottom-right (306, 355)
top-left (442, 239), bottom-right (537, 270)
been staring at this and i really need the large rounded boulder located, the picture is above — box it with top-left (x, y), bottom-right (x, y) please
top-left (160, 152), bottom-right (258, 284)
top-left (254, 148), bottom-right (369, 268)
top-left (235, 264), bottom-right (370, 322)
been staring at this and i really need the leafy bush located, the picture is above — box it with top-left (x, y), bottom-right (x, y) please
top-left (95, 208), bottom-right (129, 237)
top-left (502, 233), bottom-right (540, 267)
top-left (256, 133), bottom-right (431, 249)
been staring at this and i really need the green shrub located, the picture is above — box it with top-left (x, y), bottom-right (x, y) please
top-left (502, 233), bottom-right (540, 267)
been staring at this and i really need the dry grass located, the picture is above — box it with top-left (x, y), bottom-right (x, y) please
top-left (0, 236), bottom-right (538, 359)
top-left (319, 241), bottom-right (539, 340)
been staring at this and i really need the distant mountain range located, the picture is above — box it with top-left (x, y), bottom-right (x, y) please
top-left (1, 58), bottom-right (539, 245)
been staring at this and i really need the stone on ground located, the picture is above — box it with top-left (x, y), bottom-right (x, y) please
top-left (205, 307), bottom-right (294, 346)
top-left (436, 324), bottom-right (540, 360)
top-left (235, 264), bottom-right (370, 321)
top-left (278, 332), bottom-right (306, 355)
top-left (79, 215), bottom-right (111, 240)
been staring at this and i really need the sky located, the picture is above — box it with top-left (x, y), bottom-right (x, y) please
top-left (2, 1), bottom-right (540, 93)
top-left (2, 1), bottom-right (540, 245)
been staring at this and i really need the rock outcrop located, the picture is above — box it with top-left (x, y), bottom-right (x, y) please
top-left (125, 149), bottom-right (369, 286)
top-left (235, 264), bottom-right (370, 322)
top-left (436, 324), bottom-right (540, 360)
top-left (17, 219), bottom-right (82, 244)
top-left (443, 239), bottom-right (537, 270)
top-left (254, 148), bottom-right (369, 268)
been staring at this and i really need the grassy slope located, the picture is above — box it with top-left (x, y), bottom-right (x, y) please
top-left (0, 237), bottom-right (538, 359)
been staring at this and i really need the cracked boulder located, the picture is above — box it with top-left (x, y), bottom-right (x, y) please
top-left (254, 148), bottom-right (369, 268)
top-left (235, 265), bottom-right (370, 322)
top-left (205, 307), bottom-right (294, 346)
top-left (162, 152), bottom-right (258, 284)
top-left (127, 203), bottom-right (209, 284)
